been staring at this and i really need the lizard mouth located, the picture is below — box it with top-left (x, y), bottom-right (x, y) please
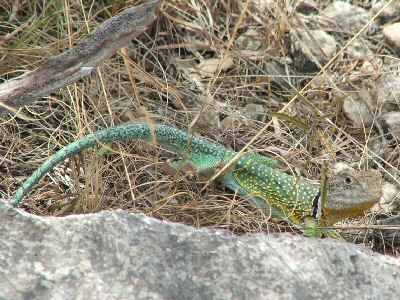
top-left (323, 197), bottom-right (380, 225)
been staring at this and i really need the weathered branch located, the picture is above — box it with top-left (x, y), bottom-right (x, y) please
top-left (0, 0), bottom-right (163, 115)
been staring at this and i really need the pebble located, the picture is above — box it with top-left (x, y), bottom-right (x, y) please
top-left (377, 74), bottom-right (400, 113)
top-left (341, 88), bottom-right (375, 127)
top-left (372, 1), bottom-right (400, 21)
top-left (295, 0), bottom-right (319, 15)
top-left (290, 29), bottom-right (336, 72)
top-left (379, 111), bottom-right (400, 140)
top-left (380, 182), bottom-right (399, 204)
top-left (382, 23), bottom-right (400, 53)
top-left (239, 103), bottom-right (265, 121)
top-left (344, 39), bottom-right (373, 60)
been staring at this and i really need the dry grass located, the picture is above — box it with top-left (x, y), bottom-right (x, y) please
top-left (1, 0), bottom-right (399, 254)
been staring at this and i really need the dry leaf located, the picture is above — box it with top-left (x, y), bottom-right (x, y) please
top-left (195, 55), bottom-right (234, 77)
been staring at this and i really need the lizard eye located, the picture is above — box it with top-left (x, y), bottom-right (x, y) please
top-left (344, 177), bottom-right (352, 184)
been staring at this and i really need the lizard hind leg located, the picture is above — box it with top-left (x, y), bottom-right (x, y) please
top-left (168, 155), bottom-right (228, 179)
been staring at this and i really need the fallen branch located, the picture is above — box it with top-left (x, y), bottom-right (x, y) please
top-left (0, 0), bottom-right (163, 115)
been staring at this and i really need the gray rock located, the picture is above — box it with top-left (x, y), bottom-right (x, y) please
top-left (367, 138), bottom-right (389, 166)
top-left (380, 111), bottom-right (400, 139)
top-left (290, 29), bottom-right (337, 72)
top-left (381, 182), bottom-right (400, 204)
top-left (344, 39), bottom-right (373, 60)
top-left (239, 103), bottom-right (265, 121)
top-left (1, 200), bottom-right (400, 300)
top-left (374, 215), bottom-right (400, 248)
top-left (295, 0), bottom-right (319, 15)
top-left (383, 22), bottom-right (400, 53)
top-left (249, 0), bottom-right (275, 22)
top-left (341, 88), bottom-right (375, 127)
top-left (377, 74), bottom-right (400, 113)
top-left (372, 1), bottom-right (400, 22)
top-left (265, 61), bottom-right (295, 93)
top-left (378, 215), bottom-right (400, 226)
top-left (235, 28), bottom-right (263, 51)
top-left (322, 1), bottom-right (377, 34)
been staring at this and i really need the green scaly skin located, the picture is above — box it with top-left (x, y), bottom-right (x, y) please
top-left (10, 123), bottom-right (376, 237)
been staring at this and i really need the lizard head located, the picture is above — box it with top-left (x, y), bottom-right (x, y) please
top-left (324, 163), bottom-right (383, 225)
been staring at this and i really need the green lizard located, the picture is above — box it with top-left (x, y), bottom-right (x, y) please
top-left (10, 123), bottom-right (383, 236)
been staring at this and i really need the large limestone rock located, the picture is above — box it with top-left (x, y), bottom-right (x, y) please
top-left (0, 200), bottom-right (399, 299)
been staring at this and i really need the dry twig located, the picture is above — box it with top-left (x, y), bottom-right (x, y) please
top-left (0, 0), bottom-right (163, 115)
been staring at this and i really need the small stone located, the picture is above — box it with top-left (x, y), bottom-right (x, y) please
top-left (378, 215), bottom-right (400, 225)
top-left (290, 29), bottom-right (336, 72)
top-left (249, 0), bottom-right (276, 22)
top-left (382, 23), bottom-right (400, 53)
top-left (322, 1), bottom-right (377, 34)
top-left (331, 162), bottom-right (352, 173)
top-left (344, 39), bottom-right (373, 60)
top-left (347, 61), bottom-right (379, 83)
top-left (377, 74), bottom-right (400, 113)
top-left (199, 104), bottom-right (221, 128)
top-left (295, 0), bottom-right (319, 15)
top-left (359, 61), bottom-right (375, 73)
top-left (372, 1), bottom-right (400, 21)
top-left (341, 88), bottom-right (375, 127)
top-left (239, 103), bottom-right (265, 121)
top-left (367, 139), bottom-right (388, 162)
top-left (373, 213), bottom-right (400, 248)
top-left (265, 61), bottom-right (294, 93)
top-left (236, 29), bottom-right (263, 51)
top-left (380, 182), bottom-right (399, 204)
top-left (379, 111), bottom-right (400, 139)
top-left (251, 0), bottom-right (274, 11)
top-left (220, 114), bottom-right (249, 131)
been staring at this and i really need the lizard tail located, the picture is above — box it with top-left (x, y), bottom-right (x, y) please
top-left (10, 123), bottom-right (225, 207)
